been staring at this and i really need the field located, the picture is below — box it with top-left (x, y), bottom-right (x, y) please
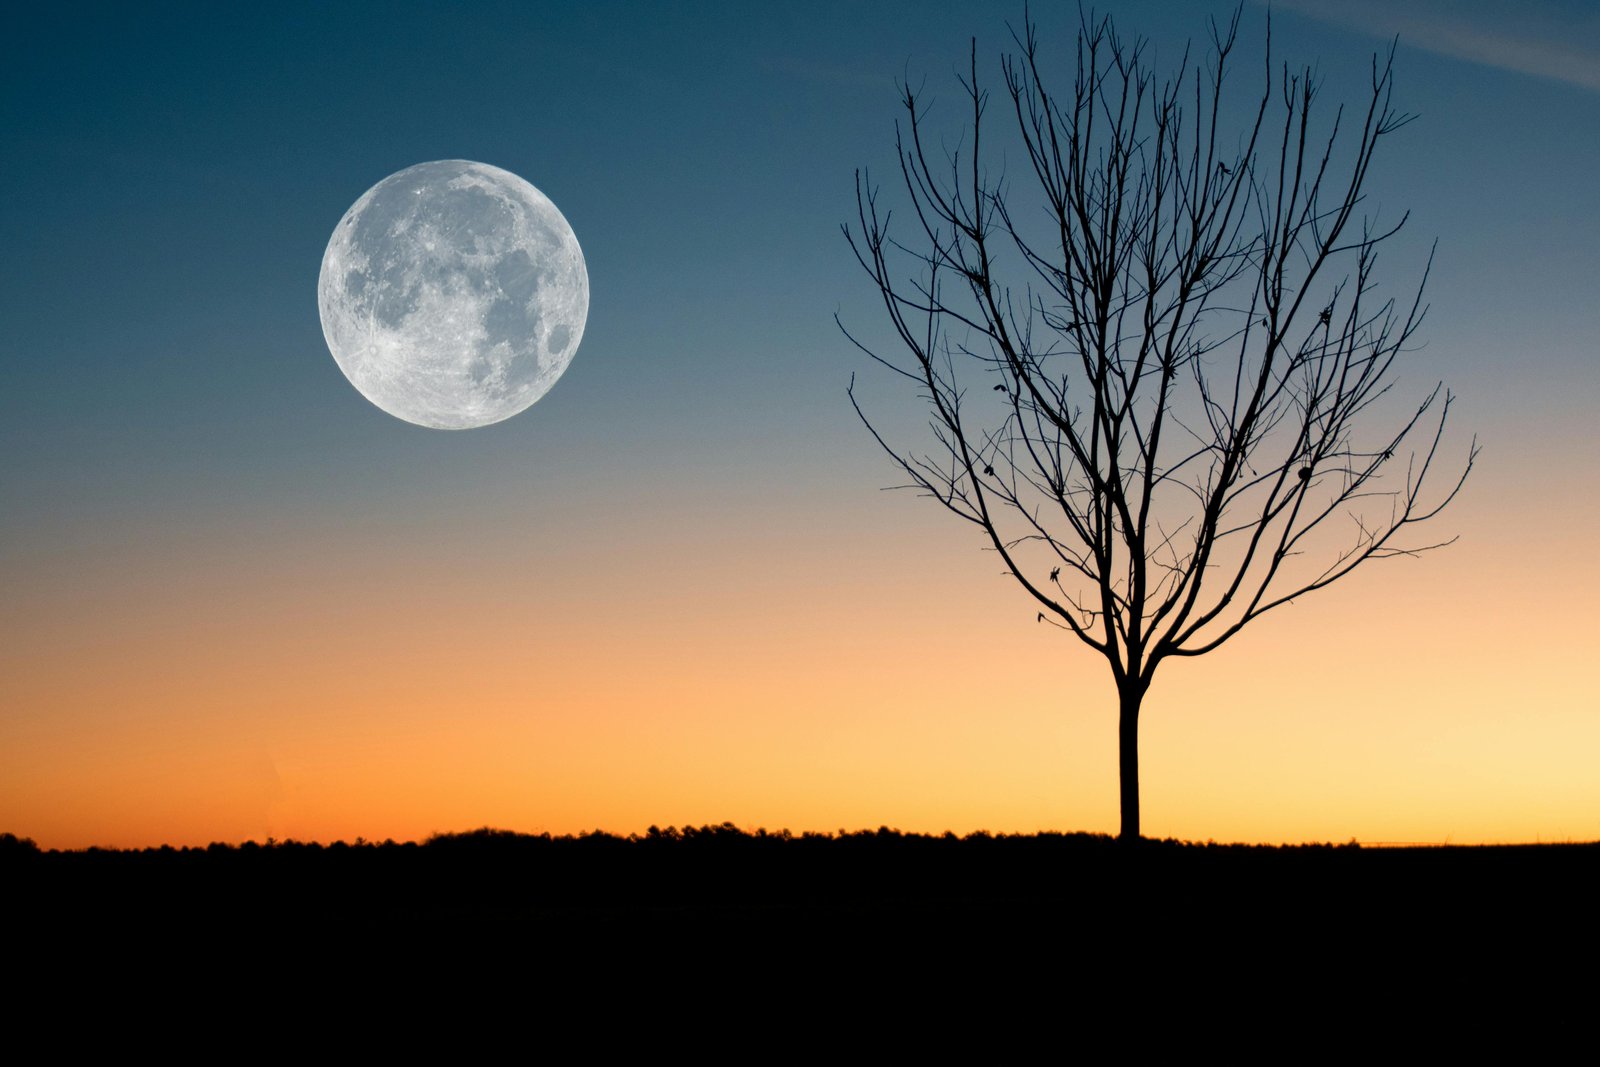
top-left (10, 827), bottom-right (1593, 1026)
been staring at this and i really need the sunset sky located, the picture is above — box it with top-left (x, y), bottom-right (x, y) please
top-left (4, 0), bottom-right (1596, 848)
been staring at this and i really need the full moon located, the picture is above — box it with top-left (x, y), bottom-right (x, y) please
top-left (318, 160), bottom-right (588, 430)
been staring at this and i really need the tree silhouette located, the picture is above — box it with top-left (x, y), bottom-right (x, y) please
top-left (841, 7), bottom-right (1476, 840)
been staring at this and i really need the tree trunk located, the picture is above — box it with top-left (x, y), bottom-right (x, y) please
top-left (1118, 682), bottom-right (1145, 842)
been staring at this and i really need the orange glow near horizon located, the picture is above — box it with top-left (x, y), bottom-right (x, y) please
top-left (3, 462), bottom-right (1597, 851)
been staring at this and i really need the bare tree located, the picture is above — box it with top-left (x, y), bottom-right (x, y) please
top-left (841, 6), bottom-right (1476, 841)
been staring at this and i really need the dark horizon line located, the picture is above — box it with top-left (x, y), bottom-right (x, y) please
top-left (5, 826), bottom-right (1596, 856)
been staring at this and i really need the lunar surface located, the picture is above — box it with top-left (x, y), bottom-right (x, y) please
top-left (318, 160), bottom-right (588, 429)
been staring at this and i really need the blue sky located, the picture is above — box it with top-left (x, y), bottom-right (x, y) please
top-left (4, 2), bottom-right (1594, 516)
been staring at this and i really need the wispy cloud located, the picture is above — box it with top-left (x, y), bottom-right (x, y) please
top-left (1261, 0), bottom-right (1600, 93)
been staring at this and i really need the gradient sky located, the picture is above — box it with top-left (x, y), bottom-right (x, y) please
top-left (3, 0), bottom-right (1596, 848)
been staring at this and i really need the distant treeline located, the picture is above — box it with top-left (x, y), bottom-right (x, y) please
top-left (7, 825), bottom-right (1595, 929)
top-left (3, 822), bottom-right (1379, 856)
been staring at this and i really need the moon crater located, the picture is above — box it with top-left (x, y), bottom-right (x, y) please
top-left (318, 160), bottom-right (588, 429)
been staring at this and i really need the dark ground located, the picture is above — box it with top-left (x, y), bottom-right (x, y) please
top-left (8, 826), bottom-right (1593, 1025)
